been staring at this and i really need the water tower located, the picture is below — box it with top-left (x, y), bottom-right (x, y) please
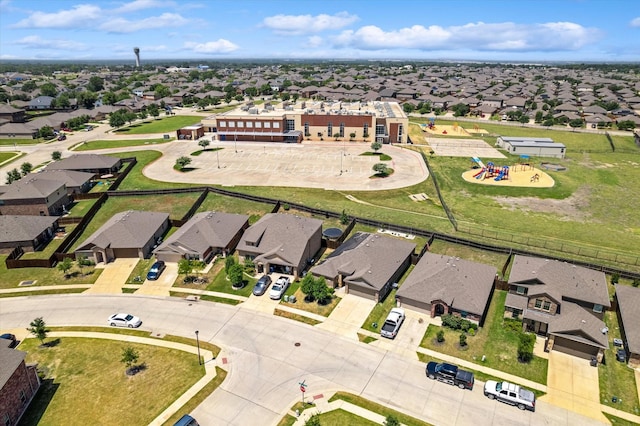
top-left (133, 47), bottom-right (140, 67)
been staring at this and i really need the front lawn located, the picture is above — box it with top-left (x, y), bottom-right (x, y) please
top-left (20, 337), bottom-right (204, 425)
top-left (279, 287), bottom-right (340, 317)
top-left (115, 116), bottom-right (201, 134)
top-left (173, 256), bottom-right (256, 298)
top-left (419, 290), bottom-right (548, 384)
top-left (328, 392), bottom-right (431, 426)
top-left (0, 255), bottom-right (103, 289)
top-left (599, 310), bottom-right (640, 415)
top-left (73, 138), bottom-right (173, 151)
top-left (0, 151), bottom-right (20, 164)
top-left (315, 409), bottom-right (378, 426)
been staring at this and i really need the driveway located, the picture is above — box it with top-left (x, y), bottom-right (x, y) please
top-left (84, 258), bottom-right (137, 294)
top-left (315, 293), bottom-right (377, 339)
top-left (135, 262), bottom-right (179, 296)
top-left (540, 351), bottom-right (608, 422)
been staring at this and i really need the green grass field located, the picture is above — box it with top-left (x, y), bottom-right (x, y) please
top-left (0, 138), bottom-right (42, 145)
top-left (0, 152), bottom-right (20, 164)
top-left (20, 337), bottom-right (204, 426)
top-left (73, 138), bottom-right (174, 151)
top-left (115, 116), bottom-right (202, 134)
top-left (196, 191), bottom-right (275, 223)
top-left (0, 255), bottom-right (103, 289)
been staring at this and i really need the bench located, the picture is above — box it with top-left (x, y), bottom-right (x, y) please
top-left (185, 295), bottom-right (200, 302)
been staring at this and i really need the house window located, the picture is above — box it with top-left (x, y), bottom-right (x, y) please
top-left (534, 299), bottom-right (542, 309)
top-left (273, 122), bottom-right (280, 129)
top-left (375, 124), bottom-right (385, 135)
top-left (339, 123), bottom-right (345, 137)
top-left (398, 124), bottom-right (404, 137)
top-left (286, 119), bottom-right (295, 131)
top-left (593, 304), bottom-right (603, 313)
top-left (327, 122), bottom-right (333, 136)
top-left (219, 121), bottom-right (227, 127)
top-left (363, 123), bottom-right (369, 136)
top-left (542, 301), bottom-right (551, 311)
top-left (228, 121), bottom-right (235, 128)
top-left (255, 122), bottom-right (262, 128)
top-left (246, 121), bottom-right (253, 128)
top-left (516, 286), bottom-right (526, 295)
top-left (264, 122), bottom-right (271, 129)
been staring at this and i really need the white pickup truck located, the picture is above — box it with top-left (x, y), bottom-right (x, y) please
top-left (483, 380), bottom-right (536, 412)
top-left (380, 308), bottom-right (405, 339)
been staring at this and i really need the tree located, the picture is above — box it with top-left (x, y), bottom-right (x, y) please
top-left (228, 264), bottom-right (244, 288)
top-left (147, 103), bottom-right (160, 119)
top-left (138, 109), bottom-right (148, 121)
top-left (87, 76), bottom-right (104, 92)
top-left (313, 277), bottom-right (334, 304)
top-left (225, 256), bottom-right (236, 273)
top-left (57, 257), bottom-right (74, 278)
top-left (384, 415), bottom-right (400, 426)
top-left (20, 162), bottom-right (33, 176)
top-left (77, 255), bottom-right (93, 276)
top-left (436, 330), bottom-right (445, 343)
top-left (175, 156), bottom-right (192, 170)
top-left (459, 333), bottom-right (467, 347)
top-left (178, 258), bottom-right (194, 282)
top-left (121, 346), bottom-right (140, 374)
top-left (77, 91), bottom-right (98, 109)
top-left (451, 103), bottom-right (470, 117)
top-left (102, 91), bottom-right (117, 105)
top-left (27, 317), bottom-right (49, 346)
top-left (617, 120), bottom-right (636, 131)
top-left (5, 168), bottom-right (21, 184)
top-left (517, 332), bottom-right (536, 363)
top-left (198, 139), bottom-right (210, 151)
top-left (300, 274), bottom-right (316, 302)
top-left (519, 115), bottom-right (530, 126)
top-left (52, 151), bottom-right (62, 161)
top-left (403, 103), bottom-right (415, 114)
top-left (153, 84), bottom-right (171, 99)
top-left (39, 82), bottom-right (58, 97)
top-left (568, 119), bottom-right (584, 130)
top-left (197, 98), bottom-right (209, 110)
top-left (38, 125), bottom-right (54, 139)
top-left (373, 163), bottom-right (389, 176)
top-left (340, 209), bottom-right (349, 225)
top-left (370, 141), bottom-right (382, 153)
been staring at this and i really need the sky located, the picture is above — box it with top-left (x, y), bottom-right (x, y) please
top-left (1, 0), bottom-right (639, 63)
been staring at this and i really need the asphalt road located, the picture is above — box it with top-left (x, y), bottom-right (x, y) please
top-left (0, 294), bottom-right (606, 426)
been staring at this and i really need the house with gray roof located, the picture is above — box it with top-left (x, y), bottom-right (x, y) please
top-left (0, 178), bottom-right (69, 216)
top-left (0, 215), bottom-right (60, 254)
top-left (312, 232), bottom-right (415, 302)
top-left (614, 285), bottom-right (640, 367)
top-left (396, 252), bottom-right (497, 324)
top-left (153, 211), bottom-right (249, 263)
top-left (0, 339), bottom-right (41, 426)
top-left (504, 255), bottom-right (610, 362)
top-left (26, 170), bottom-right (94, 195)
top-left (45, 153), bottom-right (122, 177)
top-left (236, 213), bottom-right (322, 278)
top-left (75, 210), bottom-right (170, 263)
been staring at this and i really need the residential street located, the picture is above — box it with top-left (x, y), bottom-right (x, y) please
top-left (0, 294), bottom-right (609, 426)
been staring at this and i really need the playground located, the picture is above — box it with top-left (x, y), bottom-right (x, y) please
top-left (421, 119), bottom-right (489, 136)
top-left (462, 156), bottom-right (555, 188)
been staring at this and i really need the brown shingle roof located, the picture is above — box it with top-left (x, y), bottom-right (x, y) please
top-left (615, 284), bottom-right (640, 354)
top-left (0, 215), bottom-right (59, 243)
top-left (45, 154), bottom-right (120, 172)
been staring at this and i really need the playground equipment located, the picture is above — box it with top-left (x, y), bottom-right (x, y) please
top-left (471, 158), bottom-right (509, 181)
top-left (516, 155), bottom-right (534, 171)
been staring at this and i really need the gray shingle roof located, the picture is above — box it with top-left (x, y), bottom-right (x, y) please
top-left (312, 232), bottom-right (416, 291)
top-left (509, 256), bottom-right (610, 307)
top-left (615, 284), bottom-right (640, 354)
top-left (548, 302), bottom-right (608, 349)
top-left (76, 210), bottom-right (169, 250)
top-left (45, 154), bottom-right (120, 171)
top-left (154, 211), bottom-right (248, 257)
top-left (0, 215), bottom-right (59, 243)
top-left (397, 252), bottom-right (497, 316)
top-left (0, 177), bottom-right (65, 200)
top-left (27, 170), bottom-right (94, 188)
top-left (237, 213), bottom-right (322, 267)
top-left (0, 340), bottom-right (26, 389)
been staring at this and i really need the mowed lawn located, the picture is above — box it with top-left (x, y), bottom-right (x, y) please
top-left (20, 337), bottom-right (204, 426)
top-left (73, 138), bottom-right (173, 151)
top-left (115, 116), bottom-right (201, 135)
top-left (196, 192), bottom-right (275, 224)
top-left (0, 255), bottom-right (103, 289)
top-left (0, 151), bottom-right (20, 163)
top-left (420, 290), bottom-right (548, 384)
top-left (108, 150), bottom-right (201, 190)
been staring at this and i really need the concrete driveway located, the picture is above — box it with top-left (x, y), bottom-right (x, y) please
top-left (315, 293), bottom-right (377, 339)
top-left (84, 258), bottom-right (137, 294)
top-left (539, 351), bottom-right (608, 423)
top-left (135, 262), bottom-right (179, 296)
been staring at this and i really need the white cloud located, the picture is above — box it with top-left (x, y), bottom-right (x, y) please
top-left (99, 13), bottom-right (188, 33)
top-left (184, 39), bottom-right (239, 54)
top-left (306, 36), bottom-right (323, 48)
top-left (332, 21), bottom-right (601, 52)
top-left (113, 0), bottom-right (176, 14)
top-left (262, 11), bottom-right (358, 35)
top-left (13, 4), bottom-right (102, 29)
top-left (142, 44), bottom-right (168, 52)
top-left (15, 35), bottom-right (88, 50)
top-left (631, 17), bottom-right (640, 27)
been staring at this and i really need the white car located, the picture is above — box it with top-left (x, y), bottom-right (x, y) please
top-left (108, 313), bottom-right (142, 328)
top-left (269, 276), bottom-right (290, 300)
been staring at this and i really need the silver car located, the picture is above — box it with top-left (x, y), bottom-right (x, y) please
top-left (108, 313), bottom-right (142, 328)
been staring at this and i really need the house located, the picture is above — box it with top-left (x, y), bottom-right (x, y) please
top-left (25, 170), bottom-right (94, 195)
top-left (153, 211), bottom-right (249, 263)
top-left (311, 232), bottom-right (415, 302)
top-left (0, 105), bottom-right (26, 123)
top-left (504, 255), bottom-right (610, 362)
top-left (75, 210), bottom-right (170, 264)
top-left (0, 339), bottom-right (41, 426)
top-left (0, 215), bottom-right (60, 254)
top-left (28, 95), bottom-right (54, 110)
top-left (45, 154), bottom-right (122, 177)
top-left (396, 252), bottom-right (497, 325)
top-left (0, 178), bottom-right (69, 216)
top-left (614, 285), bottom-right (640, 367)
top-left (496, 136), bottom-right (566, 159)
top-left (0, 122), bottom-right (38, 139)
top-left (236, 213), bottom-right (322, 278)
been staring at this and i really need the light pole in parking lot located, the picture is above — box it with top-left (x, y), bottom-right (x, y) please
top-left (195, 330), bottom-right (201, 365)
top-left (234, 134), bottom-right (237, 153)
top-left (216, 150), bottom-right (220, 168)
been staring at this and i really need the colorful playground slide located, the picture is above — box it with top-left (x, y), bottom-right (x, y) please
top-left (471, 156), bottom-right (485, 169)
top-left (473, 168), bottom-right (486, 179)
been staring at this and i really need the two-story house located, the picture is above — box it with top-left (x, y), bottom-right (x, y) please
top-left (0, 178), bottom-right (70, 216)
top-left (504, 255), bottom-right (610, 362)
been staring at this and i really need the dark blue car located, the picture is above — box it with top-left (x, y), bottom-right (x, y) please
top-left (146, 260), bottom-right (166, 280)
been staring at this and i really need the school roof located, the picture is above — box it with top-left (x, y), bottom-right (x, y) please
top-left (499, 136), bottom-right (565, 148)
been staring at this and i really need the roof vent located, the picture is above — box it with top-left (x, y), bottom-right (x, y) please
top-left (581, 319), bottom-right (586, 324)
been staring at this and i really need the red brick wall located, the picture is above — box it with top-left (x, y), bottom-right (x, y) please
top-left (0, 361), bottom-right (40, 425)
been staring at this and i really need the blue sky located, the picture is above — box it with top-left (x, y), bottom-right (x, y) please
top-left (1, 0), bottom-right (639, 62)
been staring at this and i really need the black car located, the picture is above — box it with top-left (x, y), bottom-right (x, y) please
top-left (0, 333), bottom-right (18, 348)
top-left (146, 260), bottom-right (166, 280)
top-left (252, 275), bottom-right (272, 296)
top-left (616, 348), bottom-right (627, 362)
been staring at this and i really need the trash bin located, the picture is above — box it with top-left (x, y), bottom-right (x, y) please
top-left (590, 356), bottom-right (598, 367)
top-left (289, 295), bottom-right (296, 303)
top-left (283, 295), bottom-right (289, 302)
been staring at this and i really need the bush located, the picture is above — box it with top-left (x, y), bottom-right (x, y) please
top-left (224, 256), bottom-right (236, 273)
top-left (632, 278), bottom-right (640, 288)
top-left (459, 333), bottom-right (467, 347)
top-left (611, 273), bottom-right (620, 284)
top-left (436, 330), bottom-right (445, 343)
top-left (517, 332), bottom-right (536, 363)
top-left (441, 314), bottom-right (478, 333)
top-left (503, 318), bottom-right (523, 333)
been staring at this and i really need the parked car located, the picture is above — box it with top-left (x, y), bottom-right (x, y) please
top-left (57, 134), bottom-right (67, 141)
top-left (253, 275), bottom-right (272, 296)
top-left (425, 361), bottom-right (474, 390)
top-left (173, 414), bottom-right (199, 426)
top-left (108, 313), bottom-right (142, 328)
top-left (146, 260), bottom-right (166, 280)
top-left (380, 308), bottom-right (405, 339)
top-left (269, 276), bottom-right (290, 300)
top-left (484, 380), bottom-right (536, 411)
top-left (616, 348), bottom-right (627, 362)
top-left (0, 333), bottom-right (18, 348)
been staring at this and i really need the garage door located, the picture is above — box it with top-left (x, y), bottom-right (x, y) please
top-left (347, 284), bottom-right (377, 301)
top-left (553, 337), bottom-right (599, 360)
top-left (156, 253), bottom-right (182, 263)
top-left (113, 248), bottom-right (139, 258)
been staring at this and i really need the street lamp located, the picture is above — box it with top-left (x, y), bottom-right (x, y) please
top-left (195, 330), bottom-right (201, 365)
top-left (234, 134), bottom-right (237, 153)
top-left (216, 150), bottom-right (220, 168)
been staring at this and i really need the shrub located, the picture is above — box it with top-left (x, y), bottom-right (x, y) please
top-left (632, 278), bottom-right (640, 288)
top-left (436, 330), bottom-right (445, 343)
top-left (384, 415), bottom-right (400, 426)
top-left (517, 332), bottom-right (536, 363)
top-left (441, 314), bottom-right (477, 333)
top-left (503, 318), bottom-right (523, 333)
top-left (224, 256), bottom-right (236, 273)
top-left (459, 333), bottom-right (467, 347)
top-left (611, 273), bottom-right (620, 284)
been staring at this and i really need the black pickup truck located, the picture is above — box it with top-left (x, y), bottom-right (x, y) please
top-left (425, 361), bottom-right (474, 390)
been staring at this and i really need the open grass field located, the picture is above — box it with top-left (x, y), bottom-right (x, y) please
top-left (0, 255), bottom-right (103, 289)
top-left (73, 138), bottom-right (173, 151)
top-left (20, 337), bottom-right (204, 426)
top-left (108, 150), bottom-right (201, 190)
top-left (196, 192), bottom-right (275, 224)
top-left (419, 290), bottom-right (548, 384)
top-left (69, 193), bottom-right (201, 252)
top-left (115, 116), bottom-right (201, 135)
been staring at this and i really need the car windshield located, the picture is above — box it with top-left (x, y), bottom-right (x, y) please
top-left (495, 382), bottom-right (502, 391)
top-left (273, 284), bottom-right (282, 290)
top-left (125, 314), bottom-right (134, 321)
